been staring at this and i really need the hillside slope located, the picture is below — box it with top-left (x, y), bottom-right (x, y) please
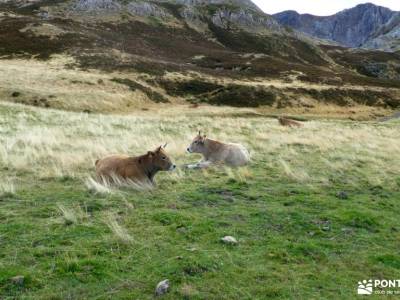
top-left (0, 0), bottom-right (399, 111)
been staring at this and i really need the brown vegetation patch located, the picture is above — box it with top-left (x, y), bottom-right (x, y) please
top-left (287, 87), bottom-right (399, 108)
top-left (196, 84), bottom-right (277, 107)
top-left (156, 79), bottom-right (223, 96)
top-left (110, 78), bottom-right (168, 103)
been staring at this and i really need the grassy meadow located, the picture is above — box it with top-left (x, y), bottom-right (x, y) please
top-left (0, 100), bottom-right (400, 299)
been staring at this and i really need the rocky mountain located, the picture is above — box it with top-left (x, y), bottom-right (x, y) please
top-left (273, 3), bottom-right (400, 52)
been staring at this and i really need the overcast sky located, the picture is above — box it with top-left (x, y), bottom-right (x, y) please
top-left (253, 0), bottom-right (400, 16)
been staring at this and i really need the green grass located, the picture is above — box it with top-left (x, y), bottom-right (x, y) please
top-left (1, 103), bottom-right (400, 299)
top-left (2, 165), bottom-right (400, 299)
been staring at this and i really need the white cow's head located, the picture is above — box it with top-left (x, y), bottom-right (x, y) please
top-left (187, 131), bottom-right (207, 154)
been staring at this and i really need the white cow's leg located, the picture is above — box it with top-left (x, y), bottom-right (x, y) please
top-left (186, 163), bottom-right (199, 169)
top-left (196, 160), bottom-right (212, 169)
top-left (187, 160), bottom-right (212, 169)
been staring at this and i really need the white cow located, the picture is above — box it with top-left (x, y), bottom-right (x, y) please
top-left (186, 132), bottom-right (250, 169)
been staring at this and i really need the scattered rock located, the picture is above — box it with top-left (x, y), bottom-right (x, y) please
top-left (322, 226), bottom-right (331, 231)
top-left (10, 275), bottom-right (24, 286)
top-left (155, 279), bottom-right (169, 296)
top-left (221, 236), bottom-right (238, 244)
top-left (176, 226), bottom-right (187, 233)
top-left (336, 191), bottom-right (349, 199)
top-left (11, 91), bottom-right (21, 97)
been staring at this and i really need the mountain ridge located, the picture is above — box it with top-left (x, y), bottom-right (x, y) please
top-left (273, 3), bottom-right (400, 52)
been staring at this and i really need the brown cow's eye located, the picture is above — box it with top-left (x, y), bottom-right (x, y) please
top-left (194, 141), bottom-right (198, 144)
top-left (162, 156), bottom-right (166, 160)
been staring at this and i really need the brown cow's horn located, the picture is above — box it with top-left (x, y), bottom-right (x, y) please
top-left (198, 130), bottom-right (201, 136)
top-left (163, 143), bottom-right (168, 148)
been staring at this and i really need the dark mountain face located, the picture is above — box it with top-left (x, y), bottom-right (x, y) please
top-left (0, 0), bottom-right (325, 66)
top-left (274, 3), bottom-right (400, 50)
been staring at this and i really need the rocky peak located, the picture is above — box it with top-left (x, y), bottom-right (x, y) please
top-left (69, 0), bottom-right (282, 33)
top-left (273, 3), bottom-right (398, 50)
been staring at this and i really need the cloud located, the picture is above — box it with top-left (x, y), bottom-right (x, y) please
top-left (253, 0), bottom-right (400, 16)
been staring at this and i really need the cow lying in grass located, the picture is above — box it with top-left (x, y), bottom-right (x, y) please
top-left (278, 116), bottom-right (303, 128)
top-left (186, 132), bottom-right (250, 169)
top-left (95, 145), bottom-right (175, 186)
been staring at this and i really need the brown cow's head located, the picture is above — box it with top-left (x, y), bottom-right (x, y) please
top-left (187, 131), bottom-right (207, 154)
top-left (147, 145), bottom-right (176, 171)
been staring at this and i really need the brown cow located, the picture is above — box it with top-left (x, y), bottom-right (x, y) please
top-left (278, 117), bottom-right (303, 128)
top-left (95, 145), bottom-right (176, 186)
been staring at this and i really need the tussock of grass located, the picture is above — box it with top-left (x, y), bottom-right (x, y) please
top-left (57, 204), bottom-right (78, 225)
top-left (225, 166), bottom-right (253, 183)
top-left (0, 178), bottom-right (15, 197)
top-left (85, 177), bottom-right (114, 195)
top-left (57, 204), bottom-right (88, 226)
top-left (86, 175), bottom-right (154, 194)
top-left (104, 213), bottom-right (134, 244)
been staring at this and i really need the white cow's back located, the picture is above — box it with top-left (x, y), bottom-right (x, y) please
top-left (222, 143), bottom-right (250, 167)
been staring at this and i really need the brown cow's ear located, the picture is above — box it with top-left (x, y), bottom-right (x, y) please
top-left (156, 146), bottom-right (162, 152)
top-left (147, 151), bottom-right (154, 157)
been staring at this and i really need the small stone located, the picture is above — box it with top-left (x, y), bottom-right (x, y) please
top-left (11, 92), bottom-right (21, 97)
top-left (10, 275), bottom-right (24, 286)
top-left (221, 236), bottom-right (238, 244)
top-left (336, 191), bottom-right (348, 199)
top-left (155, 279), bottom-right (169, 296)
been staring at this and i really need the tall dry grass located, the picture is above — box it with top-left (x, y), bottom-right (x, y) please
top-left (0, 178), bottom-right (15, 196)
top-left (0, 102), bottom-right (399, 188)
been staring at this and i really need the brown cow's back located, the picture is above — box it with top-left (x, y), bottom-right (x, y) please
top-left (95, 147), bottom-right (175, 186)
top-left (96, 155), bottom-right (147, 183)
